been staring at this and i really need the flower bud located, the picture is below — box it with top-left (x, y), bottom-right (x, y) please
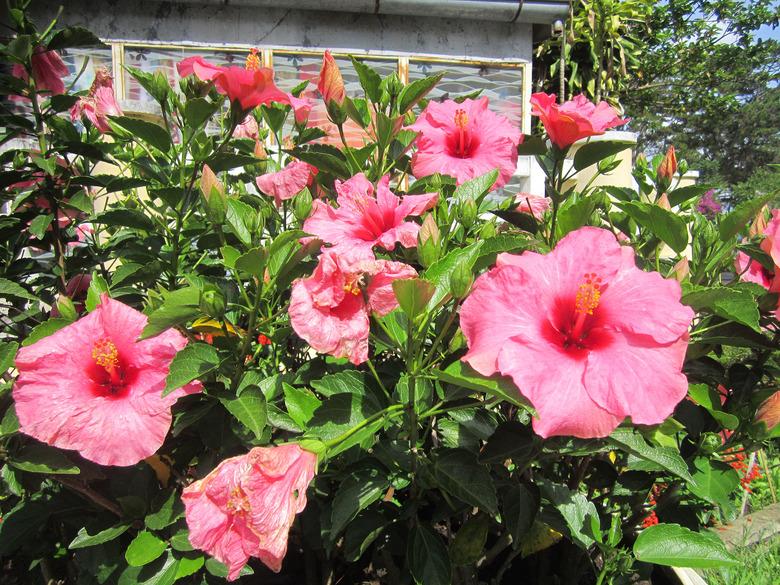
top-left (200, 289), bottom-right (226, 320)
top-left (253, 139), bottom-right (267, 159)
top-left (656, 192), bottom-right (671, 210)
top-left (293, 187), bottom-right (313, 221)
top-left (417, 214), bottom-right (441, 267)
top-left (200, 164), bottom-right (226, 224)
top-left (480, 221), bottom-right (497, 239)
top-left (756, 391), bottom-right (780, 432)
top-left (657, 145), bottom-right (677, 182)
top-left (448, 258), bottom-right (474, 299)
top-left (671, 257), bottom-right (689, 282)
top-left (317, 50), bottom-right (345, 106)
top-left (459, 197), bottom-right (478, 228)
top-left (749, 205), bottom-right (768, 238)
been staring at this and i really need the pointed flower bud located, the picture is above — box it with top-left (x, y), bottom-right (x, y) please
top-left (449, 257), bottom-right (474, 299)
top-left (749, 205), bottom-right (769, 238)
top-left (672, 257), bottom-right (689, 282)
top-left (656, 192), bottom-right (671, 210)
top-left (459, 197), bottom-right (478, 228)
top-left (200, 164), bottom-right (227, 224)
top-left (317, 50), bottom-right (345, 106)
top-left (657, 145), bottom-right (677, 186)
top-left (417, 213), bottom-right (441, 267)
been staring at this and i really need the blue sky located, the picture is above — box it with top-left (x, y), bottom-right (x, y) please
top-left (757, 23), bottom-right (779, 39)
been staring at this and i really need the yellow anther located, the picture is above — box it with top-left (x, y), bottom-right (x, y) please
top-left (92, 338), bottom-right (119, 369)
top-left (454, 108), bottom-right (469, 129)
top-left (575, 273), bottom-right (602, 315)
top-left (245, 48), bottom-right (261, 71)
top-left (226, 486), bottom-right (251, 515)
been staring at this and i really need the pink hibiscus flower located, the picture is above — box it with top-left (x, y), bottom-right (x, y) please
top-left (303, 173), bottom-right (437, 256)
top-left (735, 251), bottom-right (772, 289)
top-left (408, 97), bottom-right (521, 189)
top-left (12, 295), bottom-right (201, 466)
top-left (289, 249), bottom-right (416, 364)
top-left (70, 69), bottom-right (122, 133)
top-left (530, 93), bottom-right (628, 150)
top-left (515, 193), bottom-right (552, 217)
top-left (288, 93), bottom-right (313, 124)
top-left (182, 444), bottom-right (316, 580)
top-left (12, 45), bottom-right (68, 96)
top-left (460, 227), bottom-right (694, 438)
top-left (760, 209), bottom-right (780, 267)
top-left (256, 161), bottom-right (318, 207)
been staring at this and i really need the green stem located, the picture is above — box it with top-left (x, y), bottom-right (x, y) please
top-left (421, 302), bottom-right (460, 369)
top-left (323, 404), bottom-right (405, 450)
top-left (366, 358), bottom-right (390, 399)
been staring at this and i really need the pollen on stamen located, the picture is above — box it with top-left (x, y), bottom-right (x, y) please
top-left (575, 273), bottom-right (602, 315)
top-left (245, 48), bottom-right (261, 71)
top-left (343, 275), bottom-right (362, 296)
top-left (92, 338), bottom-right (119, 368)
top-left (454, 108), bottom-right (469, 129)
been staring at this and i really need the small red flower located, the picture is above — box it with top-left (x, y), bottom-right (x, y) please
top-left (257, 334), bottom-right (272, 346)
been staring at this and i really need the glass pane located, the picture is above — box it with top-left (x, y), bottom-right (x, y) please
top-left (273, 52), bottom-right (398, 147)
top-left (123, 46), bottom-right (245, 107)
top-left (61, 47), bottom-right (114, 93)
top-left (408, 60), bottom-right (525, 194)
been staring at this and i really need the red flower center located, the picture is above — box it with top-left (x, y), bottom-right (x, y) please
top-left (449, 108), bottom-right (479, 158)
top-left (245, 48), bottom-right (261, 71)
top-left (90, 338), bottom-right (131, 396)
top-left (546, 273), bottom-right (612, 354)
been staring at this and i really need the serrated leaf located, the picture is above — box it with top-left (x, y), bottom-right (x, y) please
top-left (220, 386), bottom-right (267, 439)
top-left (399, 72), bottom-right (444, 114)
top-left (311, 370), bottom-right (371, 396)
top-left (48, 26), bottom-right (103, 50)
top-left (350, 57), bottom-right (382, 103)
top-left (330, 465), bottom-right (389, 540)
top-left (423, 241), bottom-right (483, 308)
top-left (634, 523), bottom-right (739, 568)
top-left (502, 484), bottom-right (539, 546)
top-left (434, 448), bottom-right (498, 515)
top-left (617, 201), bottom-right (688, 253)
top-left (683, 285), bottom-right (760, 332)
top-left (126, 531), bottom-right (167, 566)
top-left (234, 246), bottom-right (268, 277)
top-left (608, 428), bottom-right (693, 483)
top-left (408, 524), bottom-right (451, 585)
top-left (392, 278), bottom-right (434, 320)
top-left (434, 360), bottom-right (532, 411)
top-left (283, 384), bottom-right (321, 428)
top-left (9, 443), bottom-right (80, 475)
top-left (163, 343), bottom-right (219, 396)
top-left (140, 286), bottom-right (200, 340)
top-left (22, 318), bottom-right (71, 346)
top-left (573, 140), bottom-right (632, 171)
top-left (0, 277), bottom-right (39, 301)
top-left (70, 523), bottom-right (131, 549)
top-left (93, 209), bottom-right (155, 231)
top-left (145, 489), bottom-right (184, 530)
top-left (718, 194), bottom-right (773, 241)
top-left (109, 116), bottom-right (171, 153)
top-left (0, 341), bottom-right (19, 374)
top-left (452, 169), bottom-right (499, 203)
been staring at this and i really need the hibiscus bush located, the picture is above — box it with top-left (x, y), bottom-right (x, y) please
top-left (1, 6), bottom-right (779, 585)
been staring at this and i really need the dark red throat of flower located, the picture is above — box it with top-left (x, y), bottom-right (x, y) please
top-left (245, 48), bottom-right (261, 71)
top-left (454, 109), bottom-right (469, 157)
top-left (92, 338), bottom-right (124, 389)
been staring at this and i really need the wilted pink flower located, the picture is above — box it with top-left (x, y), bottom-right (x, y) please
top-left (70, 69), bottom-right (122, 133)
top-left (233, 114), bottom-right (259, 139)
top-left (695, 189), bottom-right (722, 219)
top-left (289, 249), bottom-right (416, 364)
top-left (303, 173), bottom-right (437, 257)
top-left (460, 227), bottom-right (694, 438)
top-left (760, 209), bottom-right (780, 267)
top-left (12, 45), bottom-right (69, 96)
top-left (256, 161), bottom-right (317, 207)
top-left (317, 50), bottom-right (345, 106)
top-left (530, 93), bottom-right (628, 150)
top-left (515, 193), bottom-right (551, 217)
top-left (735, 251), bottom-right (772, 289)
top-left (13, 295), bottom-right (201, 466)
top-left (408, 97), bottom-right (521, 189)
top-left (178, 50), bottom-right (289, 111)
top-left (182, 444), bottom-right (317, 580)
top-left (288, 93), bottom-right (313, 124)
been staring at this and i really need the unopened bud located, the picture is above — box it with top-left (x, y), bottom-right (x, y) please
top-left (293, 187), bottom-right (313, 221)
top-left (658, 145), bottom-right (677, 182)
top-left (449, 258), bottom-right (474, 299)
top-left (200, 289), bottom-right (225, 320)
top-left (749, 205), bottom-right (768, 238)
top-left (672, 257), bottom-right (689, 282)
top-left (656, 192), bottom-right (671, 210)
top-left (417, 214), bottom-right (441, 267)
top-left (756, 391), bottom-right (780, 432)
top-left (200, 164), bottom-right (226, 224)
top-left (253, 140), bottom-right (267, 159)
top-left (480, 221), bottom-right (497, 239)
top-left (459, 197), bottom-right (478, 228)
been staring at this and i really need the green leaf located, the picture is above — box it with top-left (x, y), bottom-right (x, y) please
top-left (174, 554), bottom-right (204, 580)
top-left (93, 209), bottom-right (155, 231)
top-left (163, 342), bottom-right (220, 396)
top-left (0, 406), bottom-right (19, 439)
top-left (434, 361), bottom-right (532, 411)
top-left (234, 246), bottom-right (268, 277)
top-left (112, 262), bottom-right (145, 286)
top-left (516, 135), bottom-right (547, 156)
top-left (140, 286), bottom-right (200, 340)
top-left (311, 370), bottom-right (371, 396)
top-left (407, 524), bottom-right (451, 585)
top-left (392, 278), bottom-right (435, 321)
top-left (307, 392), bottom-right (383, 443)
top-left (9, 444), bottom-right (80, 475)
top-left (126, 531), bottom-right (167, 567)
top-left (434, 448), bottom-right (498, 515)
top-left (687, 384), bottom-right (739, 429)
top-left (683, 285), bottom-right (760, 332)
top-left (633, 523), bottom-right (739, 568)
top-left (573, 140), bottom-right (632, 171)
top-left (0, 341), bottom-right (19, 374)
top-left (291, 145), bottom-right (350, 178)
top-left (22, 318), bottom-right (71, 346)
top-left (668, 185), bottom-right (713, 208)
top-left (7, 35), bottom-right (32, 62)
top-left (109, 116), bottom-right (172, 153)
top-left (283, 384), bottom-right (321, 428)
top-left (85, 272), bottom-right (110, 312)
top-left (556, 196), bottom-right (600, 236)
top-left (452, 169), bottom-right (499, 203)
top-left (398, 72), bottom-right (444, 114)
top-left (538, 480), bottom-right (599, 548)
top-left (451, 514), bottom-right (490, 565)
top-left (688, 457), bottom-right (740, 511)
top-left (184, 97), bottom-right (218, 128)
top-left (608, 428), bottom-right (694, 483)
top-left (206, 153), bottom-right (261, 172)
top-left (617, 201), bottom-right (689, 253)
top-left (70, 523), bottom-right (131, 549)
top-left (118, 551), bottom-right (180, 585)
top-left (480, 421), bottom-right (537, 464)
top-left (330, 465), bottom-right (389, 540)
top-left (0, 277), bottom-right (39, 301)
top-left (28, 214), bottom-right (53, 239)
top-left (145, 489), bottom-right (184, 531)
top-left (344, 511), bottom-right (388, 562)
top-left (502, 484), bottom-right (539, 546)
top-left (205, 557), bottom-right (253, 578)
top-left (48, 27), bottom-right (103, 50)
top-left (718, 194), bottom-right (773, 241)
top-left (423, 241), bottom-right (483, 308)
top-left (220, 386), bottom-right (268, 440)
top-left (350, 57), bottom-right (382, 103)
top-left (225, 198), bottom-right (255, 247)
